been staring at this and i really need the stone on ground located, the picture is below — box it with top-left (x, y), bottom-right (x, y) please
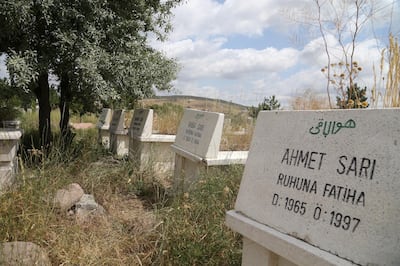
top-left (53, 183), bottom-right (84, 211)
top-left (0, 241), bottom-right (51, 266)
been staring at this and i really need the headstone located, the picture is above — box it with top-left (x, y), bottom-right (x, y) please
top-left (109, 109), bottom-right (130, 157)
top-left (226, 109), bottom-right (400, 266)
top-left (172, 109), bottom-right (247, 189)
top-left (128, 109), bottom-right (175, 174)
top-left (129, 109), bottom-right (153, 138)
top-left (173, 108), bottom-right (224, 160)
top-left (97, 108), bottom-right (113, 149)
top-left (0, 130), bottom-right (22, 194)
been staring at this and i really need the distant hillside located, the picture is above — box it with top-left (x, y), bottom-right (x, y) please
top-left (139, 95), bottom-right (249, 114)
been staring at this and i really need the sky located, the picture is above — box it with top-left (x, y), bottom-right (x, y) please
top-left (1, 0), bottom-right (399, 108)
top-left (150, 0), bottom-right (400, 107)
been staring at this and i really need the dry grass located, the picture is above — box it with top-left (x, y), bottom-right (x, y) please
top-left (139, 96), bottom-right (247, 115)
top-left (1, 107), bottom-right (245, 265)
top-left (291, 89), bottom-right (331, 110)
top-left (0, 149), bottom-right (164, 265)
top-left (152, 103), bottom-right (183, 135)
top-left (372, 34), bottom-right (400, 108)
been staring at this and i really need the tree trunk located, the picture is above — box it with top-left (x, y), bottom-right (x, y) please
top-left (34, 71), bottom-right (52, 148)
top-left (59, 73), bottom-right (72, 138)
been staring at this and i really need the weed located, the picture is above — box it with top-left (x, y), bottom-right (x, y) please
top-left (1, 108), bottom-right (245, 265)
top-left (155, 166), bottom-right (243, 265)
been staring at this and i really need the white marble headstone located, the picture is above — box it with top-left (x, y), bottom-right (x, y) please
top-left (174, 109), bottom-right (224, 159)
top-left (234, 109), bottom-right (400, 266)
top-left (129, 109), bottom-right (153, 138)
top-left (109, 109), bottom-right (125, 134)
top-left (96, 108), bottom-right (113, 129)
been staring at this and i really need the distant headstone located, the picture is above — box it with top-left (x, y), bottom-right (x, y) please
top-left (172, 109), bottom-right (247, 189)
top-left (173, 108), bottom-right (224, 159)
top-left (109, 109), bottom-right (125, 134)
top-left (129, 109), bottom-right (153, 138)
top-left (109, 109), bottom-right (130, 157)
top-left (97, 108), bottom-right (113, 149)
top-left (128, 109), bottom-right (176, 174)
top-left (0, 130), bottom-right (22, 194)
top-left (227, 109), bottom-right (400, 266)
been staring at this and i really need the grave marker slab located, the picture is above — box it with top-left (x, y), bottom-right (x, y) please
top-left (97, 108), bottom-right (113, 148)
top-left (173, 108), bottom-right (224, 159)
top-left (129, 109), bottom-right (153, 138)
top-left (128, 109), bottom-right (175, 174)
top-left (172, 109), bottom-right (248, 190)
top-left (0, 130), bottom-right (22, 194)
top-left (109, 109), bottom-right (130, 157)
top-left (227, 109), bottom-right (400, 266)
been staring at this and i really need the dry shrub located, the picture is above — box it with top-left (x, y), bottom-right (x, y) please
top-left (291, 89), bottom-right (331, 110)
top-left (151, 103), bottom-right (183, 134)
top-left (372, 34), bottom-right (400, 108)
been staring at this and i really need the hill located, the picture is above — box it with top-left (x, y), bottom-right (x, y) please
top-left (138, 95), bottom-right (249, 114)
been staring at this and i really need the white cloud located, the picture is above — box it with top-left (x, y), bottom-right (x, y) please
top-left (178, 46), bottom-right (299, 80)
top-left (169, 0), bottom-right (303, 40)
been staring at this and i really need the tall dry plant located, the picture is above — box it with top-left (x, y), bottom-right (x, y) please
top-left (314, 0), bottom-right (375, 108)
top-left (371, 34), bottom-right (400, 108)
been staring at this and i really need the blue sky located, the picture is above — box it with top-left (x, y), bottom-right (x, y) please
top-left (151, 0), bottom-right (400, 107)
top-left (1, 0), bottom-right (399, 108)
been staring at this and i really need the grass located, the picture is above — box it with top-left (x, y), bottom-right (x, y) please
top-left (371, 34), bottom-right (400, 108)
top-left (0, 110), bottom-right (243, 265)
top-left (155, 166), bottom-right (243, 265)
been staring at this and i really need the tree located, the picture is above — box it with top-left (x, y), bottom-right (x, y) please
top-left (0, 0), bottom-right (182, 147)
top-left (337, 83), bottom-right (369, 108)
top-left (249, 95), bottom-right (281, 118)
top-left (0, 78), bottom-right (36, 113)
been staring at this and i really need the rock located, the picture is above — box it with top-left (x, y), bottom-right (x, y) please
top-left (53, 183), bottom-right (84, 211)
top-left (0, 241), bottom-right (51, 265)
top-left (73, 194), bottom-right (106, 223)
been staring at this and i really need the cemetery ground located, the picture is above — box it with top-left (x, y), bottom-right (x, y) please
top-left (0, 106), bottom-right (246, 265)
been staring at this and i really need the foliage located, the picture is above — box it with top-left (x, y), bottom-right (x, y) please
top-left (0, 0), bottom-right (183, 145)
top-left (0, 78), bottom-right (31, 109)
top-left (321, 61), bottom-right (367, 109)
top-left (372, 34), bottom-right (400, 108)
top-left (249, 95), bottom-right (280, 118)
top-left (336, 83), bottom-right (368, 109)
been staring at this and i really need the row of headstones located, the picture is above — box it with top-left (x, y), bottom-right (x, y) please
top-left (98, 107), bottom-right (399, 265)
top-left (97, 108), bottom-right (248, 189)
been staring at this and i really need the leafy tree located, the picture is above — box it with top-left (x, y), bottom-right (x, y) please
top-left (0, 78), bottom-right (36, 112)
top-left (0, 0), bottom-right (182, 147)
top-left (249, 95), bottom-right (281, 118)
top-left (337, 83), bottom-right (369, 109)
